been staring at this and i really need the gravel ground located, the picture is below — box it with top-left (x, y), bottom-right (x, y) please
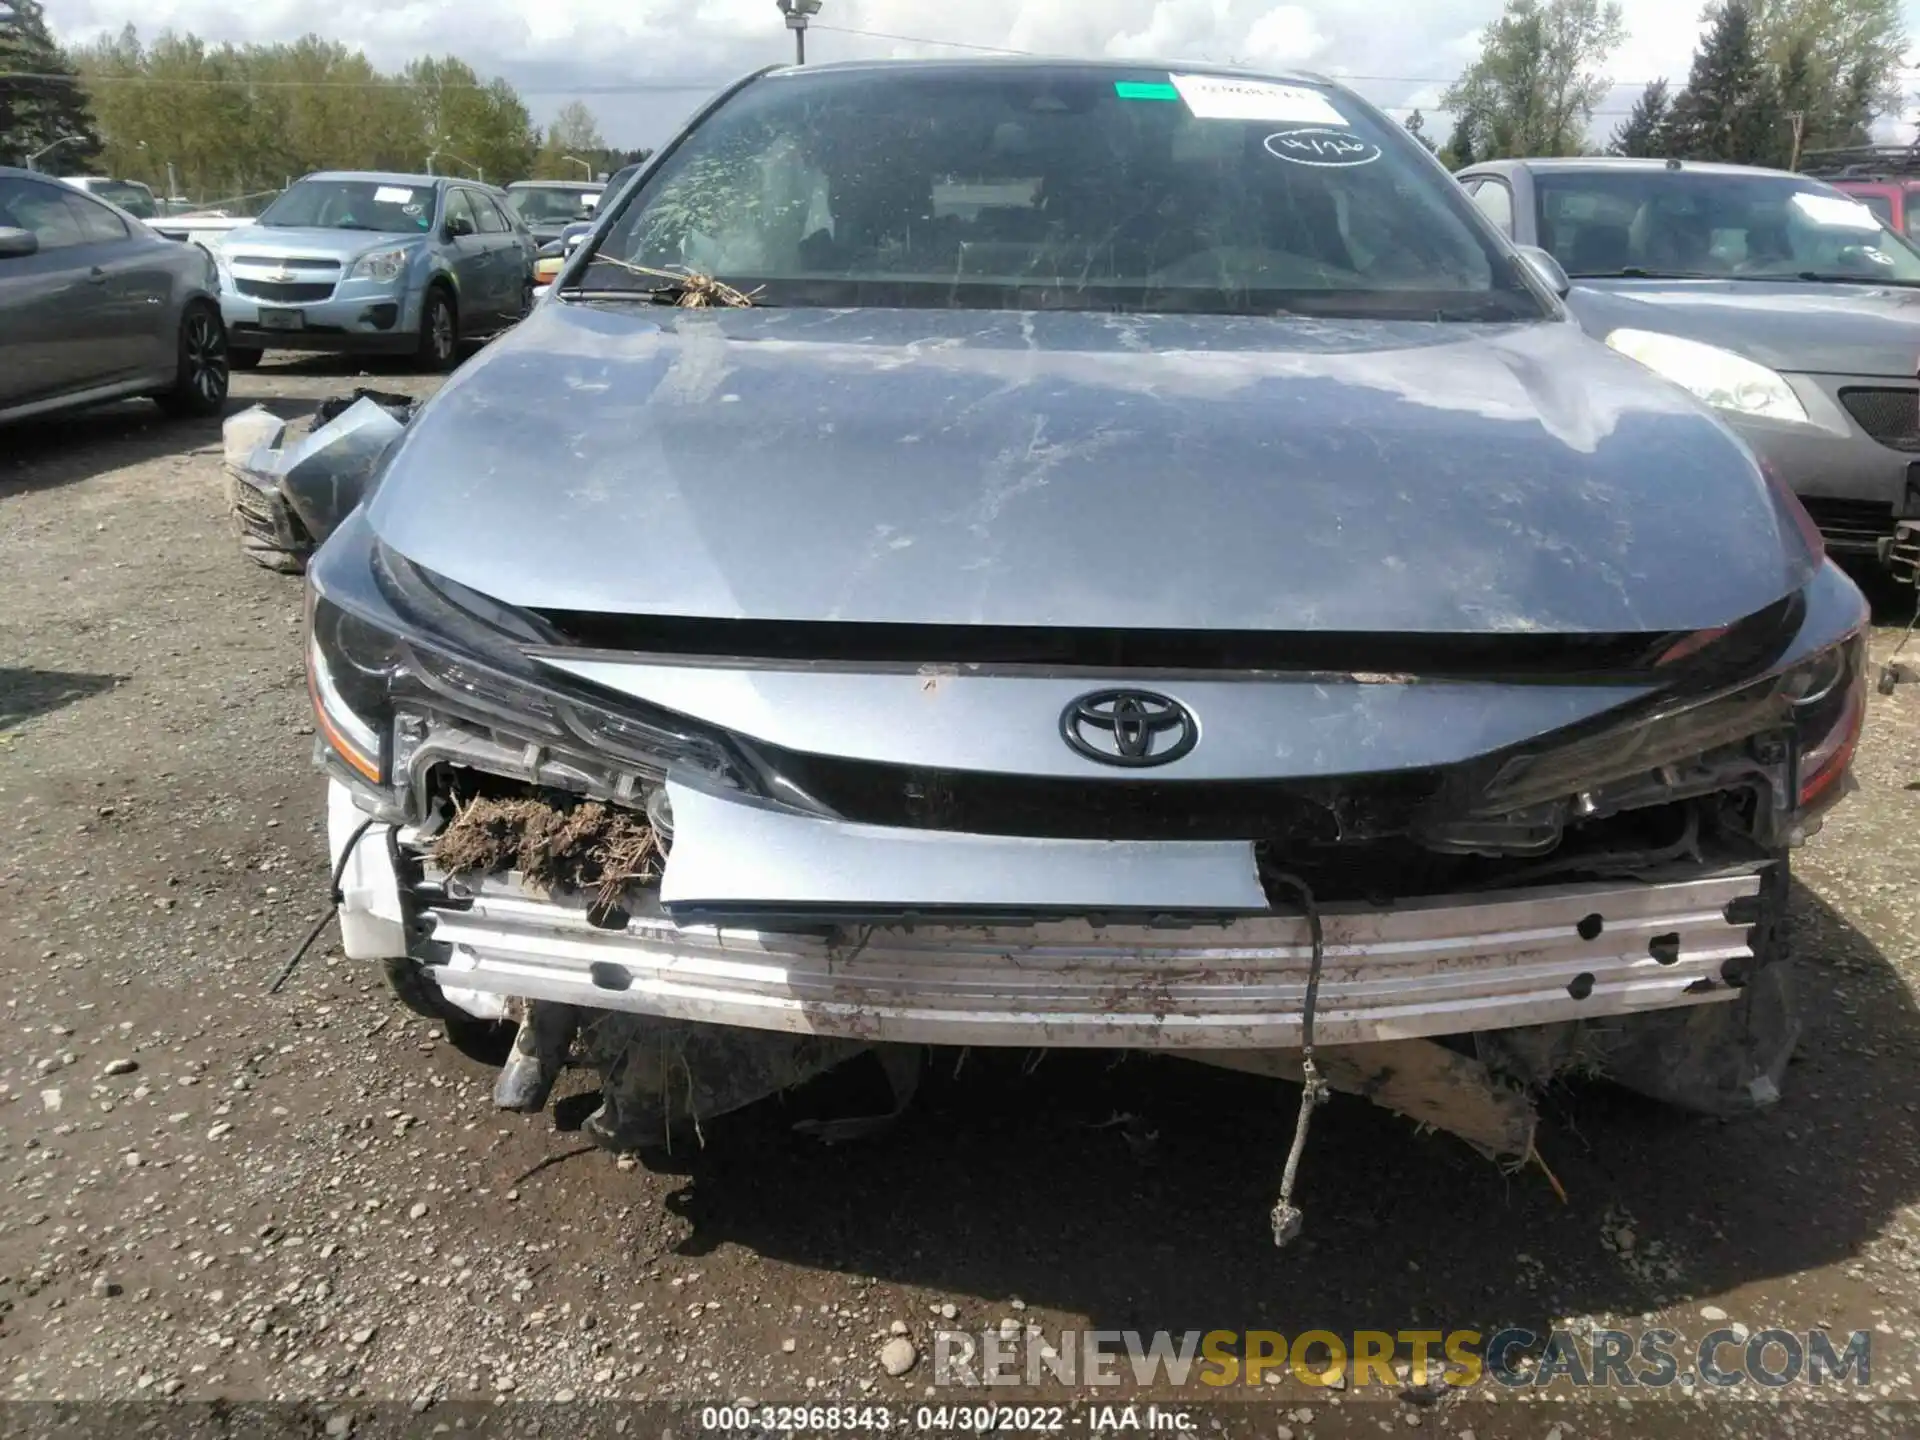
top-left (3, 357), bottom-right (1919, 1439)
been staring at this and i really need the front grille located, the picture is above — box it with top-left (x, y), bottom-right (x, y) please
top-left (230, 254), bottom-right (341, 272)
top-left (1840, 387), bottom-right (1920, 451)
top-left (236, 280), bottom-right (335, 303)
top-left (1799, 495), bottom-right (1897, 546)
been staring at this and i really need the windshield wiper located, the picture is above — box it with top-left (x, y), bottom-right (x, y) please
top-left (576, 259), bottom-right (763, 308)
top-left (1566, 267), bottom-right (1719, 280)
top-left (1731, 270), bottom-right (1920, 287)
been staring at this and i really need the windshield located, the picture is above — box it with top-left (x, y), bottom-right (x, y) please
top-left (1535, 169), bottom-right (1920, 283)
top-left (509, 186), bottom-right (601, 224)
top-left (581, 66), bottom-right (1541, 319)
top-left (257, 180), bottom-right (436, 233)
top-left (95, 181), bottom-right (156, 217)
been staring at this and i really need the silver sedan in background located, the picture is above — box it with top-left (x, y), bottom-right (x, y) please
top-left (0, 165), bottom-right (229, 427)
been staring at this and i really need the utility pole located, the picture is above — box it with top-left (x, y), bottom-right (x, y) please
top-left (776, 0), bottom-right (823, 65)
top-left (1787, 111), bottom-right (1806, 171)
top-left (563, 155), bottom-right (594, 180)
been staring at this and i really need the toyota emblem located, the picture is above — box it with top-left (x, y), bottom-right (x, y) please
top-left (1060, 689), bottom-right (1199, 768)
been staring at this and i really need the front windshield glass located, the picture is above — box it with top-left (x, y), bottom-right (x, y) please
top-left (257, 180), bottom-right (436, 233)
top-left (96, 181), bottom-right (156, 217)
top-left (509, 187), bottom-right (601, 224)
top-left (1535, 169), bottom-right (1920, 283)
top-left (581, 66), bottom-right (1542, 319)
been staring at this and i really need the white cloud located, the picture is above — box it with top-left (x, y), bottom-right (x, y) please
top-left (45, 0), bottom-right (1920, 144)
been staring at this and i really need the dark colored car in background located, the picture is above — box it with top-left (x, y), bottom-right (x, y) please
top-left (504, 180), bottom-right (605, 245)
top-left (1459, 156), bottom-right (1920, 564)
top-left (0, 165), bottom-right (229, 426)
top-left (308, 59), bottom-right (1867, 1165)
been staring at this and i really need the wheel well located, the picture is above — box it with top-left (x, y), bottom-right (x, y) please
top-left (425, 276), bottom-right (457, 318)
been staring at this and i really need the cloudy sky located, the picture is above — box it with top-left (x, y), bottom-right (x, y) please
top-left (43, 0), bottom-right (1920, 146)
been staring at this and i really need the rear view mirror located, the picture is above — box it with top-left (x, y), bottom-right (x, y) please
top-left (1514, 244), bottom-right (1571, 299)
top-left (0, 226), bottom-right (39, 260)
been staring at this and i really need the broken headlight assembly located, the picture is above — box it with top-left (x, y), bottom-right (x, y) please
top-left (303, 539), bottom-right (743, 804)
top-left (1472, 623), bottom-right (1868, 822)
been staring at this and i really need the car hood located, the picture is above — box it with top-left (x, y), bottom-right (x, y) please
top-left (1566, 278), bottom-right (1920, 377)
top-left (214, 225), bottom-right (427, 262)
top-left (365, 303), bottom-right (1816, 636)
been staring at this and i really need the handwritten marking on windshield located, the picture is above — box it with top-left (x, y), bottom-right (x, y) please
top-left (1263, 129), bottom-right (1382, 168)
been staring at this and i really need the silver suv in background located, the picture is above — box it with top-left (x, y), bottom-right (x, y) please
top-left (207, 172), bottom-right (537, 372)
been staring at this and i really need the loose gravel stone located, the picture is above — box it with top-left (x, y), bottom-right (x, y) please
top-left (880, 1338), bottom-right (917, 1377)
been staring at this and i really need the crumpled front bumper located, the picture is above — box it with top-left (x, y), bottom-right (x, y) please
top-left (329, 782), bottom-right (1763, 1049)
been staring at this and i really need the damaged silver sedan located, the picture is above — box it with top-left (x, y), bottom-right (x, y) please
top-left (302, 58), bottom-right (1868, 1225)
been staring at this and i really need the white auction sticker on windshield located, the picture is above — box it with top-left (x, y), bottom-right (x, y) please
top-left (1264, 128), bottom-right (1382, 167)
top-left (1791, 191), bottom-right (1880, 230)
top-left (1171, 73), bottom-right (1347, 125)
top-left (373, 186), bottom-right (414, 204)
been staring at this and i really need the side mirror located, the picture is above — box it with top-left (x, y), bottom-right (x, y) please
top-left (1515, 244), bottom-right (1570, 299)
top-left (445, 216), bottom-right (475, 240)
top-left (564, 233), bottom-right (586, 252)
top-left (0, 226), bottom-right (40, 260)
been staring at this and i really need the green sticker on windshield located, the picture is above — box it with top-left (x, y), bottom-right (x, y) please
top-left (1115, 81), bottom-right (1180, 101)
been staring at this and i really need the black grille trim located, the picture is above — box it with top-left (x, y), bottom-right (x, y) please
top-left (237, 280), bottom-right (335, 303)
top-left (1839, 386), bottom-right (1920, 452)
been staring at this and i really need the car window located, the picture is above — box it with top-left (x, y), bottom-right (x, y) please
top-left (486, 196), bottom-right (523, 233)
top-left (583, 66), bottom-right (1543, 320)
top-left (93, 181), bottom-right (156, 218)
top-left (1469, 178), bottom-right (1515, 236)
top-left (508, 187), bottom-right (602, 224)
top-left (0, 177), bottom-right (87, 249)
top-left (256, 179), bottom-right (435, 233)
top-left (1535, 168), bottom-right (1920, 282)
top-left (469, 192), bottom-right (507, 234)
top-left (67, 192), bottom-right (130, 244)
top-left (1852, 192), bottom-right (1895, 227)
top-left (443, 189), bottom-right (479, 236)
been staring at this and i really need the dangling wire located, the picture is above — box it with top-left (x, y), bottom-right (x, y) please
top-left (269, 818), bottom-right (375, 994)
top-left (1266, 870), bottom-right (1326, 1249)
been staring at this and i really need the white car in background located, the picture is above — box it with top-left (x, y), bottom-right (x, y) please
top-left (60, 175), bottom-right (160, 220)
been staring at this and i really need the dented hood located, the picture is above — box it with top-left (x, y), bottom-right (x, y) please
top-left (365, 303), bottom-right (1816, 635)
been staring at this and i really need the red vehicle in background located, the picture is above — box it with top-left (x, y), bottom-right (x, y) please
top-left (1800, 145), bottom-right (1920, 241)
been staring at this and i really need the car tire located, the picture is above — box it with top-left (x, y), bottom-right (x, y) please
top-left (154, 303), bottom-right (231, 418)
top-left (416, 286), bottom-right (459, 373)
top-left (381, 958), bottom-right (513, 1063)
top-left (227, 346), bottom-right (264, 371)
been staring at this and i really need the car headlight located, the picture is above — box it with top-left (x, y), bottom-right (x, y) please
top-left (1606, 328), bottom-right (1810, 424)
top-left (348, 245), bottom-right (416, 283)
top-left (303, 543), bottom-right (745, 796)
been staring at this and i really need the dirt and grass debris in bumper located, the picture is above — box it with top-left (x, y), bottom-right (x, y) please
top-left (303, 500), bottom-right (1868, 1192)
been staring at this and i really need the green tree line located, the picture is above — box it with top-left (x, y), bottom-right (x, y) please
top-left (1441, 0), bottom-right (1907, 168)
top-left (3, 14), bottom-right (642, 205)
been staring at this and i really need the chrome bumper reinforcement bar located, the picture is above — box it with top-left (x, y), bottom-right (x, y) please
top-left (420, 870), bottom-right (1762, 1048)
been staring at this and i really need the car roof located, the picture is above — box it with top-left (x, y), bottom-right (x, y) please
top-left (508, 179), bottom-right (605, 189)
top-left (765, 55), bottom-right (1335, 87)
top-left (1468, 156), bottom-right (1809, 181)
top-left (305, 170), bottom-right (444, 187)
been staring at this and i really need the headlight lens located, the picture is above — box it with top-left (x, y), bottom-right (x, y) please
top-left (303, 547), bottom-right (747, 797)
top-left (306, 588), bottom-right (401, 783)
top-left (1792, 631), bottom-right (1868, 812)
top-left (348, 245), bottom-right (416, 283)
top-left (1606, 328), bottom-right (1810, 424)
